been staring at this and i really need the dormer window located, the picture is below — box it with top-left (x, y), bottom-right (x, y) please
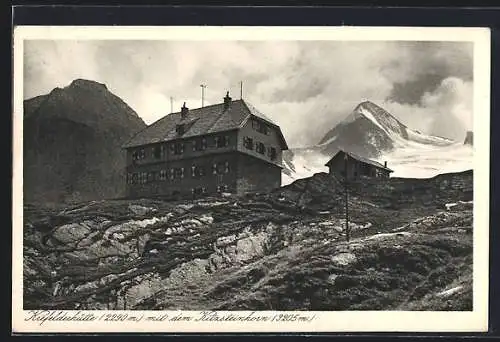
top-left (252, 119), bottom-right (269, 135)
top-left (176, 124), bottom-right (185, 135)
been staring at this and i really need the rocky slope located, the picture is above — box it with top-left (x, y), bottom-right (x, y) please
top-left (23, 79), bottom-right (147, 205)
top-left (23, 170), bottom-right (473, 311)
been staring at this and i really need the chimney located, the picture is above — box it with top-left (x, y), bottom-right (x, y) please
top-left (181, 102), bottom-right (188, 119)
top-left (384, 161), bottom-right (387, 168)
top-left (223, 91), bottom-right (232, 111)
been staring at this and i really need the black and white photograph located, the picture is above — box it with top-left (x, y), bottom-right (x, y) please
top-left (12, 26), bottom-right (490, 333)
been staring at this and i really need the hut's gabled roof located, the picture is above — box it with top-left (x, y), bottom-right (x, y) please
top-left (123, 99), bottom-right (288, 150)
top-left (325, 149), bottom-right (394, 172)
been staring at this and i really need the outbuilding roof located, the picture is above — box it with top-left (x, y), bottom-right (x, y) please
top-left (325, 149), bottom-right (394, 172)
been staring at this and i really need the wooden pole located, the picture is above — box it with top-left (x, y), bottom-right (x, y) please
top-left (344, 154), bottom-right (350, 242)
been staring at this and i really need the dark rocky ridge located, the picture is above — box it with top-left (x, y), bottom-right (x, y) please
top-left (23, 79), bottom-right (147, 205)
top-left (464, 131), bottom-right (473, 145)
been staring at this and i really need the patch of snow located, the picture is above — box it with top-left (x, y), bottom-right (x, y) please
top-left (436, 286), bottom-right (463, 298)
top-left (357, 106), bottom-right (387, 133)
top-left (129, 204), bottom-right (156, 216)
top-left (104, 215), bottom-right (171, 239)
top-left (196, 200), bottom-right (230, 208)
top-left (379, 142), bottom-right (472, 179)
top-left (365, 232), bottom-right (413, 241)
top-left (198, 214), bottom-right (214, 225)
top-left (317, 134), bottom-right (338, 147)
top-left (331, 252), bottom-right (357, 266)
top-left (177, 204), bottom-right (194, 210)
top-left (445, 203), bottom-right (459, 210)
top-left (112, 232), bottom-right (125, 240)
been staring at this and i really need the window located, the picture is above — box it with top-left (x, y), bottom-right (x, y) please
top-left (193, 138), bottom-right (207, 151)
top-left (216, 185), bottom-right (229, 193)
top-left (191, 165), bottom-right (206, 178)
top-left (215, 135), bottom-right (230, 148)
top-left (159, 170), bottom-right (167, 181)
top-left (256, 142), bottom-right (265, 154)
top-left (192, 187), bottom-right (207, 196)
top-left (212, 161), bottom-right (230, 175)
top-left (252, 119), bottom-right (269, 135)
top-left (153, 145), bottom-right (162, 159)
top-left (139, 172), bottom-right (148, 184)
top-left (148, 172), bottom-right (155, 182)
top-left (268, 147), bottom-right (277, 161)
top-left (171, 142), bottom-right (184, 155)
top-left (243, 137), bottom-right (254, 150)
top-left (133, 149), bottom-right (146, 161)
top-left (171, 167), bottom-right (185, 180)
top-left (176, 124), bottom-right (185, 135)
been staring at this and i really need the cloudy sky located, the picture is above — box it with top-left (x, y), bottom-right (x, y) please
top-left (24, 40), bottom-right (473, 147)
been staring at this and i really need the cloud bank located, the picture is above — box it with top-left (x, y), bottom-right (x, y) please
top-left (24, 40), bottom-right (473, 147)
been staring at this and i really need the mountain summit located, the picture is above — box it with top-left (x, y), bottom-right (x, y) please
top-left (282, 101), bottom-right (468, 185)
top-left (24, 79), bottom-right (147, 204)
top-left (317, 101), bottom-right (454, 158)
top-left (463, 131), bottom-right (473, 146)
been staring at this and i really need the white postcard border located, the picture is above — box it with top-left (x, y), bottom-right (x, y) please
top-left (12, 25), bottom-right (491, 333)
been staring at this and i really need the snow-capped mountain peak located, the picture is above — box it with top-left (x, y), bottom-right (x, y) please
top-left (282, 101), bottom-right (470, 186)
top-left (353, 101), bottom-right (454, 147)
